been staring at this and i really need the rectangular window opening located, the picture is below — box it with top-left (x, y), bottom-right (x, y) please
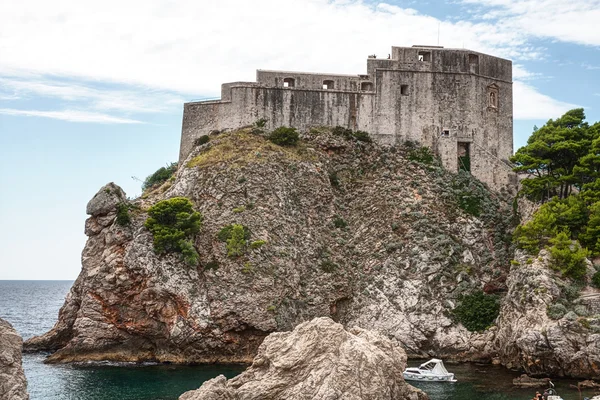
top-left (458, 142), bottom-right (471, 172)
top-left (418, 51), bottom-right (431, 62)
top-left (401, 85), bottom-right (409, 95)
top-left (441, 129), bottom-right (450, 137)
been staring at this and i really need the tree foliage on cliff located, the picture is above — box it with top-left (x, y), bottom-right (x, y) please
top-left (145, 197), bottom-right (203, 266)
top-left (142, 162), bottom-right (177, 191)
top-left (453, 291), bottom-right (500, 332)
top-left (513, 109), bottom-right (600, 262)
top-left (511, 109), bottom-right (599, 202)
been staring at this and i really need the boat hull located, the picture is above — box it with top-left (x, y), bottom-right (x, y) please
top-left (402, 372), bottom-right (457, 383)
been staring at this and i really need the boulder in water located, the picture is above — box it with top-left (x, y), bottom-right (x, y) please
top-left (179, 317), bottom-right (427, 400)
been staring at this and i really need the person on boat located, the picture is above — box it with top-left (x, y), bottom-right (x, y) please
top-left (535, 391), bottom-right (543, 400)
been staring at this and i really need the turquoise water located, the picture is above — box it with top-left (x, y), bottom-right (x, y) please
top-left (0, 280), bottom-right (598, 400)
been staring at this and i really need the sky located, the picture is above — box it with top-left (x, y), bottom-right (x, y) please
top-left (0, 0), bottom-right (599, 280)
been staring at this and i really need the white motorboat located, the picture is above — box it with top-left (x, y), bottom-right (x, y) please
top-left (402, 358), bottom-right (457, 382)
top-left (542, 384), bottom-right (564, 400)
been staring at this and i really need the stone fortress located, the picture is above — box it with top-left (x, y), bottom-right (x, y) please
top-left (180, 45), bottom-right (516, 191)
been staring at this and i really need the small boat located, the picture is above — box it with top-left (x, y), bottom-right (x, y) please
top-left (402, 358), bottom-right (457, 382)
top-left (542, 383), bottom-right (564, 400)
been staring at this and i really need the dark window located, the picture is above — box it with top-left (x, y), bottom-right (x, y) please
top-left (360, 82), bottom-right (373, 91)
top-left (283, 78), bottom-right (295, 88)
top-left (401, 85), bottom-right (409, 95)
top-left (458, 142), bottom-right (471, 172)
top-left (441, 129), bottom-right (450, 137)
top-left (418, 51), bottom-right (431, 62)
top-left (323, 80), bottom-right (335, 90)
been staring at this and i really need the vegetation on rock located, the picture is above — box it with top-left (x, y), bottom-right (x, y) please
top-left (143, 162), bottom-right (177, 191)
top-left (453, 291), bottom-right (500, 332)
top-left (268, 126), bottom-right (299, 146)
top-left (548, 231), bottom-right (589, 280)
top-left (512, 109), bottom-right (600, 284)
top-left (144, 197), bottom-right (202, 266)
top-left (226, 224), bottom-right (248, 257)
top-left (194, 135), bottom-right (210, 146)
top-left (116, 203), bottom-right (131, 226)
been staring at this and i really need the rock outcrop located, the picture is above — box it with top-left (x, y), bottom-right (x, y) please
top-left (0, 319), bottom-right (29, 400)
top-left (24, 128), bottom-right (600, 378)
top-left (180, 317), bottom-right (427, 400)
top-left (512, 374), bottom-right (550, 388)
top-left (493, 250), bottom-right (600, 378)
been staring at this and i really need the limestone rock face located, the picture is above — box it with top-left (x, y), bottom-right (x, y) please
top-left (23, 128), bottom-right (600, 378)
top-left (179, 317), bottom-right (427, 400)
top-left (0, 318), bottom-right (29, 400)
top-left (86, 182), bottom-right (126, 216)
top-left (493, 250), bottom-right (600, 378)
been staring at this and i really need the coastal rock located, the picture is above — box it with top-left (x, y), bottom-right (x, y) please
top-left (512, 374), bottom-right (550, 388)
top-left (179, 317), bottom-right (427, 400)
top-left (0, 318), bottom-right (29, 400)
top-left (27, 130), bottom-right (513, 364)
top-left (578, 380), bottom-right (600, 389)
top-left (493, 250), bottom-right (600, 378)
top-left (86, 182), bottom-right (126, 216)
top-left (25, 128), bottom-right (600, 378)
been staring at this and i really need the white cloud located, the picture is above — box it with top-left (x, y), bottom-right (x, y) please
top-left (459, 0), bottom-right (600, 47)
top-left (0, 77), bottom-right (184, 113)
top-left (513, 81), bottom-right (580, 119)
top-left (0, 0), bottom-right (586, 122)
top-left (0, 108), bottom-right (143, 123)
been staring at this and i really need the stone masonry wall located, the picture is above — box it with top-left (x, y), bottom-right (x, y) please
top-left (179, 46), bottom-right (515, 192)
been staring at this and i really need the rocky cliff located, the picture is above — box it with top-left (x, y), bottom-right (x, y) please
top-left (24, 127), bottom-right (600, 377)
top-left (180, 317), bottom-right (427, 400)
top-left (0, 318), bottom-right (29, 400)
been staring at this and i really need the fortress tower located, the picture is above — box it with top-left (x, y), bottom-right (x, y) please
top-left (180, 45), bottom-right (515, 191)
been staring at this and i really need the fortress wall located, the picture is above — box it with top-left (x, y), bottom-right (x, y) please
top-left (180, 46), bottom-right (514, 192)
top-left (180, 86), bottom-right (376, 162)
top-left (256, 70), bottom-right (363, 92)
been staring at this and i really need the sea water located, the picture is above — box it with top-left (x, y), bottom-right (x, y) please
top-left (0, 280), bottom-right (596, 400)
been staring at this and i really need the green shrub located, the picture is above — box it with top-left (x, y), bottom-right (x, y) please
top-left (547, 303), bottom-right (568, 320)
top-left (453, 291), bottom-right (500, 332)
top-left (179, 239), bottom-right (200, 266)
top-left (353, 130), bottom-right (371, 143)
top-left (144, 197), bottom-right (202, 266)
top-left (250, 240), bottom-right (266, 249)
top-left (217, 224), bottom-right (251, 242)
top-left (226, 224), bottom-right (248, 257)
top-left (254, 118), bottom-right (268, 128)
top-left (407, 146), bottom-right (435, 164)
top-left (232, 206), bottom-right (245, 213)
top-left (116, 203), bottom-right (131, 226)
top-left (332, 126), bottom-right (354, 140)
top-left (510, 260), bottom-right (520, 266)
top-left (194, 135), bottom-right (210, 146)
top-left (592, 271), bottom-right (600, 288)
top-left (268, 126), bottom-right (299, 146)
top-left (142, 162), bottom-right (177, 191)
top-left (548, 231), bottom-right (589, 280)
top-left (333, 215), bottom-right (347, 229)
